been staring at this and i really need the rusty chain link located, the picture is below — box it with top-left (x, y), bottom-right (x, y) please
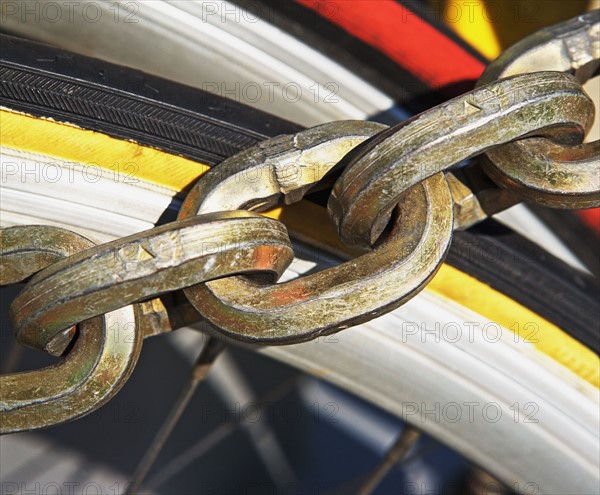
top-left (178, 121), bottom-right (454, 343)
top-left (0, 226), bottom-right (142, 434)
top-left (478, 11), bottom-right (599, 208)
top-left (328, 71), bottom-right (595, 248)
top-left (1, 12), bottom-right (598, 431)
top-left (10, 211), bottom-right (293, 356)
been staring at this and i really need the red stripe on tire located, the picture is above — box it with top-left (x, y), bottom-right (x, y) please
top-left (295, 0), bottom-right (486, 88)
top-left (576, 209), bottom-right (600, 235)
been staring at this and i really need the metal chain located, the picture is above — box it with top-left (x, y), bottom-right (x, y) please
top-left (1, 11), bottom-right (598, 431)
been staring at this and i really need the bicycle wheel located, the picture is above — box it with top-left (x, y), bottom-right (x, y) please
top-left (1, 32), bottom-right (598, 495)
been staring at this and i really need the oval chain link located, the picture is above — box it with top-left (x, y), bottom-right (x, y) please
top-left (10, 212), bottom-right (293, 354)
top-left (328, 72), bottom-right (596, 248)
top-left (0, 226), bottom-right (142, 433)
top-left (179, 121), bottom-right (453, 343)
top-left (479, 10), bottom-right (599, 208)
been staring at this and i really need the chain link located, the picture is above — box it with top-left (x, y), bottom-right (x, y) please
top-left (11, 211), bottom-right (292, 355)
top-left (479, 11), bottom-right (599, 208)
top-left (329, 72), bottom-right (595, 248)
top-left (1, 12), bottom-right (598, 431)
top-left (180, 131), bottom-right (453, 342)
top-left (0, 226), bottom-right (141, 434)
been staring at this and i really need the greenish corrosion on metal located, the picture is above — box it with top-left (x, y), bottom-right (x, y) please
top-left (0, 225), bottom-right (142, 434)
top-left (329, 72), bottom-right (595, 249)
top-left (478, 10), bottom-right (599, 208)
top-left (179, 121), bottom-right (454, 344)
top-left (11, 212), bottom-right (293, 354)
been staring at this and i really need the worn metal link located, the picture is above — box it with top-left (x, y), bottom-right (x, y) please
top-left (477, 11), bottom-right (599, 85)
top-left (328, 72), bottom-right (596, 248)
top-left (1, 213), bottom-right (292, 430)
top-left (179, 121), bottom-right (453, 343)
top-left (10, 212), bottom-right (293, 355)
top-left (0, 226), bottom-right (142, 434)
top-left (479, 10), bottom-right (599, 208)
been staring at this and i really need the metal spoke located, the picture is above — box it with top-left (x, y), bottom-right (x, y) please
top-left (145, 375), bottom-right (299, 490)
top-left (356, 425), bottom-right (421, 495)
top-left (124, 337), bottom-right (225, 495)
